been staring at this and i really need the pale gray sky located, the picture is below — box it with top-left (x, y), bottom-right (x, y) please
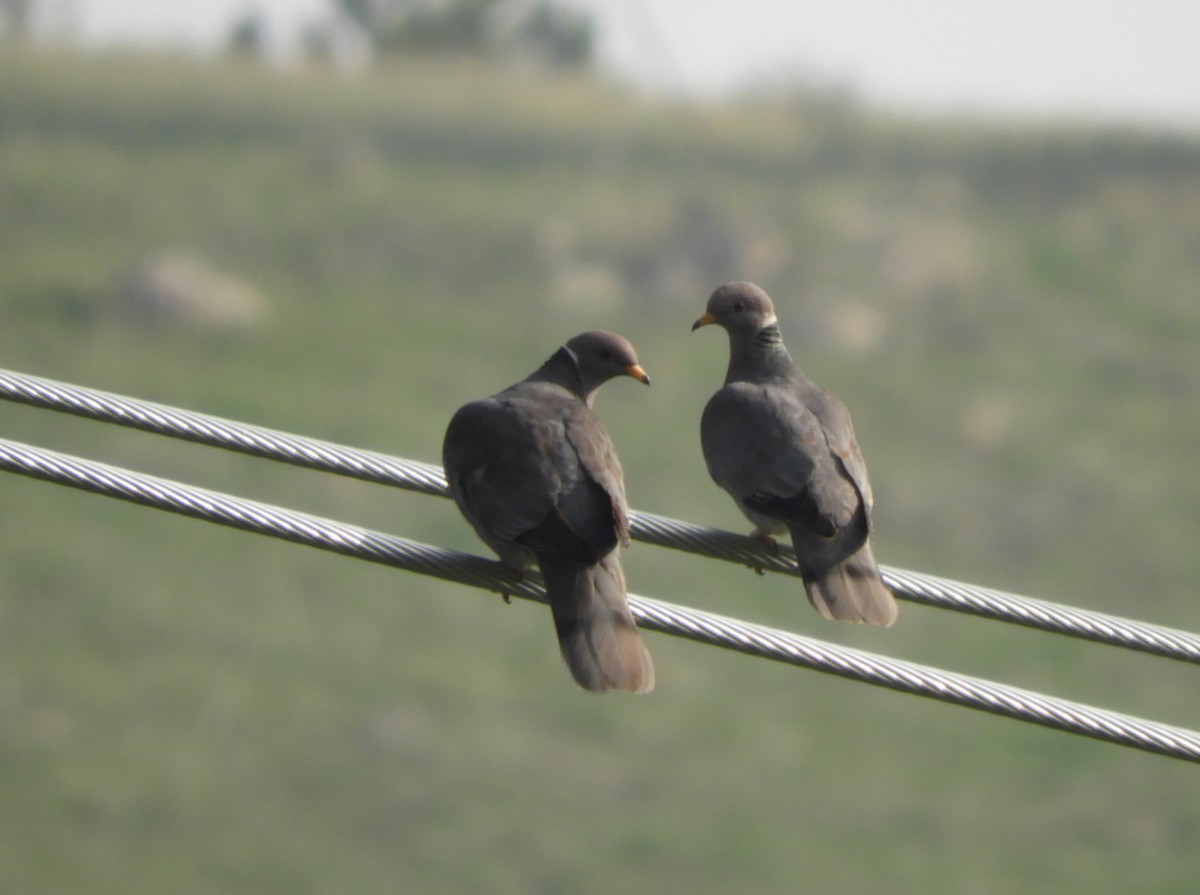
top-left (68, 0), bottom-right (1200, 129)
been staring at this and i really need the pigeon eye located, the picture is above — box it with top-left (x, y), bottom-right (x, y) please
top-left (600, 349), bottom-right (614, 361)
top-left (732, 301), bottom-right (745, 313)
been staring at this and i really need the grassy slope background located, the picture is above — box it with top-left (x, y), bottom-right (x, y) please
top-left (2, 50), bottom-right (1199, 893)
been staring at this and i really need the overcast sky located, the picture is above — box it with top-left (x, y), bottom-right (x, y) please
top-left (67, 0), bottom-right (1200, 129)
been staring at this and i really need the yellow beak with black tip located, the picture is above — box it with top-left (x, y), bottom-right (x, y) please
top-left (626, 364), bottom-right (651, 385)
top-left (691, 312), bottom-right (716, 332)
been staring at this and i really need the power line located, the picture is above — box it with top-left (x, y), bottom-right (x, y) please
top-left (3, 433), bottom-right (1199, 765)
top-left (3, 366), bottom-right (1198, 665)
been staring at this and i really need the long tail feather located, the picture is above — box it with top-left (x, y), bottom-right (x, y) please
top-left (537, 552), bottom-right (655, 693)
top-left (804, 541), bottom-right (898, 627)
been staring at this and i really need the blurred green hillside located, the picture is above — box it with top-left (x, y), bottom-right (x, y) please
top-left (2, 50), bottom-right (1199, 894)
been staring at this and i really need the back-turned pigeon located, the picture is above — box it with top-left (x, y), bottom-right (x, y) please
top-left (442, 331), bottom-right (656, 692)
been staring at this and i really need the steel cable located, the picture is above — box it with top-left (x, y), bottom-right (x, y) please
top-left (2, 434), bottom-right (1199, 765)
top-left (3, 366), bottom-right (1200, 665)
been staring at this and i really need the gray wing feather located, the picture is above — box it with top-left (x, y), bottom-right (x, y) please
top-left (564, 414), bottom-right (630, 548)
top-left (806, 385), bottom-right (875, 514)
top-left (702, 381), bottom-right (859, 532)
top-left (443, 383), bottom-right (624, 560)
top-left (442, 395), bottom-right (558, 549)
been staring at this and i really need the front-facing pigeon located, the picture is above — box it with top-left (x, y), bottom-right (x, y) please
top-left (692, 282), bottom-right (898, 627)
top-left (442, 330), bottom-right (656, 692)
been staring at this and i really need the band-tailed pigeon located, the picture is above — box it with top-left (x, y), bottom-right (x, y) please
top-left (692, 282), bottom-right (898, 627)
top-left (442, 331), bottom-right (656, 692)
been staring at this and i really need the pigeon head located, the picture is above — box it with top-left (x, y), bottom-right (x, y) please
top-left (692, 281), bottom-right (778, 335)
top-left (564, 330), bottom-right (651, 393)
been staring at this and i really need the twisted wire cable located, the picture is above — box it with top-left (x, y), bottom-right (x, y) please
top-left (3, 434), bottom-right (1199, 766)
top-left (4, 367), bottom-right (1199, 665)
top-left (0, 367), bottom-right (449, 495)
